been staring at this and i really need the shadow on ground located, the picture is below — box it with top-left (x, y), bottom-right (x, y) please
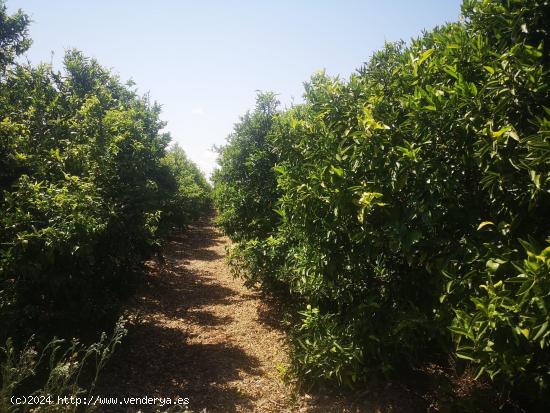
top-left (98, 322), bottom-right (260, 412)
top-left (166, 220), bottom-right (225, 262)
top-left (96, 219), bottom-right (262, 413)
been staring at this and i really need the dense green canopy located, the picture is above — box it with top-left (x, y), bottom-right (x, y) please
top-left (213, 0), bottom-right (549, 405)
top-left (0, 1), bottom-right (211, 341)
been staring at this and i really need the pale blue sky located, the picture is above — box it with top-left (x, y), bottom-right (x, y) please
top-left (8, 0), bottom-right (462, 177)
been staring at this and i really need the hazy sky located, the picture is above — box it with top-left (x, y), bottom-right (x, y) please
top-left (7, 0), bottom-right (462, 178)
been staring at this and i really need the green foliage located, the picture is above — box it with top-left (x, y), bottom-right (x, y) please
top-left (0, 4), bottom-right (211, 340)
top-left (212, 92), bottom-right (288, 294)
top-left (0, 0), bottom-right (31, 71)
top-left (213, 0), bottom-right (550, 404)
top-left (212, 92), bottom-right (281, 242)
top-left (226, 235), bottom-right (288, 292)
top-left (291, 305), bottom-right (363, 388)
top-left (162, 144), bottom-right (212, 227)
top-left (451, 240), bottom-right (550, 391)
top-left (0, 318), bottom-right (127, 413)
top-left (0, 52), bottom-right (161, 335)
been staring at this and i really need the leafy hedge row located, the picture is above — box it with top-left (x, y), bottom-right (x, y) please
top-left (213, 0), bottom-right (549, 404)
top-left (0, 2), bottom-right (211, 341)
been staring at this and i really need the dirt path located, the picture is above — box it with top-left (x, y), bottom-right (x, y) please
top-left (97, 217), bottom-right (295, 412)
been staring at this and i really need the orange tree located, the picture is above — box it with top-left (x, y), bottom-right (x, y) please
top-left (0, 2), bottom-right (210, 341)
top-left (214, 0), bottom-right (549, 406)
